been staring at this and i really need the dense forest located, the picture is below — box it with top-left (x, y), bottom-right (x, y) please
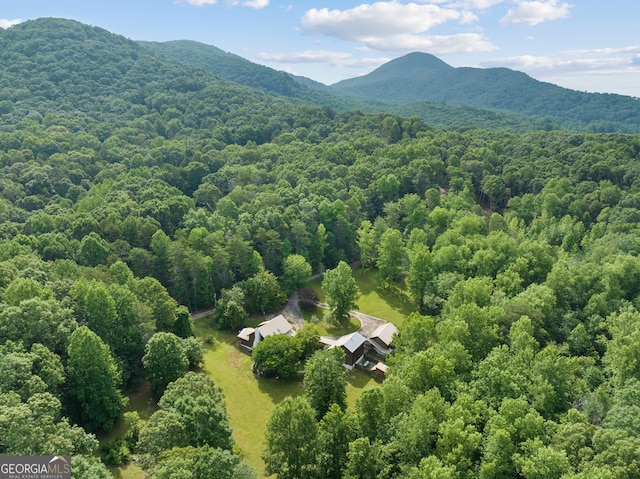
top-left (331, 52), bottom-right (640, 134)
top-left (2, 17), bottom-right (640, 479)
top-left (142, 41), bottom-right (640, 134)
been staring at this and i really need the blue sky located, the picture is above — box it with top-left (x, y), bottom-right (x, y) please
top-left (2, 1), bottom-right (640, 97)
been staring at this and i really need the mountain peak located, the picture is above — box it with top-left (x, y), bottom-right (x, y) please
top-left (382, 52), bottom-right (453, 73)
top-left (332, 52), bottom-right (451, 88)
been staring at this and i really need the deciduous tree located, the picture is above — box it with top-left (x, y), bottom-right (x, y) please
top-left (143, 332), bottom-right (189, 397)
top-left (263, 396), bottom-right (318, 479)
top-left (252, 334), bottom-right (301, 379)
top-left (66, 326), bottom-right (127, 432)
top-left (282, 254), bottom-right (312, 292)
top-left (322, 261), bottom-right (359, 322)
top-left (317, 404), bottom-right (360, 479)
top-left (377, 227), bottom-right (406, 286)
top-left (304, 347), bottom-right (347, 419)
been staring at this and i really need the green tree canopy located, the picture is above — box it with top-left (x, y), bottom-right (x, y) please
top-left (66, 326), bottom-right (127, 432)
top-left (263, 396), bottom-right (319, 479)
top-left (138, 372), bottom-right (234, 467)
top-left (252, 334), bottom-right (301, 380)
top-left (322, 261), bottom-right (360, 321)
top-left (376, 227), bottom-right (406, 286)
top-left (281, 254), bottom-right (312, 292)
top-left (304, 347), bottom-right (347, 420)
top-left (142, 332), bottom-right (189, 397)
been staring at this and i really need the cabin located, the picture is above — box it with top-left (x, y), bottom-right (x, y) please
top-left (331, 331), bottom-right (367, 369)
top-left (237, 314), bottom-right (295, 352)
top-left (367, 323), bottom-right (398, 356)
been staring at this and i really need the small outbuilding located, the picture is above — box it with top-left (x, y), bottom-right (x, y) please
top-left (371, 361), bottom-right (388, 381)
top-left (237, 327), bottom-right (256, 351)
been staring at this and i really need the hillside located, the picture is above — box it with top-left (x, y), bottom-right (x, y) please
top-left (136, 41), bottom-right (551, 132)
top-left (139, 39), bottom-right (359, 110)
top-left (0, 17), bottom-right (302, 143)
top-left (332, 52), bottom-right (640, 133)
top-left (140, 42), bottom-right (640, 133)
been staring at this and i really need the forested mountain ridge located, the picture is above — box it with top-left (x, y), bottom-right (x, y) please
top-left (138, 40), bottom-right (562, 132)
top-left (139, 39), bottom-right (344, 107)
top-left (140, 40), bottom-right (640, 133)
top-left (0, 17), bottom-right (305, 142)
top-left (2, 16), bottom-right (640, 479)
top-left (332, 52), bottom-right (640, 133)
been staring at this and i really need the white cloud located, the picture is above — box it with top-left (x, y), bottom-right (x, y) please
top-left (180, 0), bottom-right (268, 7)
top-left (364, 32), bottom-right (496, 54)
top-left (560, 45), bottom-right (640, 57)
top-left (240, 0), bottom-right (269, 8)
top-left (481, 53), bottom-right (638, 74)
top-left (258, 50), bottom-right (353, 64)
top-left (299, 1), bottom-right (495, 54)
top-left (301, 2), bottom-right (467, 41)
top-left (454, 0), bottom-right (506, 9)
top-left (500, 0), bottom-right (572, 26)
top-left (180, 0), bottom-right (218, 5)
top-left (483, 46), bottom-right (640, 79)
top-left (0, 18), bottom-right (22, 29)
top-left (256, 50), bottom-right (390, 68)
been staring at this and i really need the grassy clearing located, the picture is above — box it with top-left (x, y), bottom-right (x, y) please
top-left (345, 367), bottom-right (377, 410)
top-left (195, 319), bottom-right (377, 476)
top-left (197, 324), bottom-right (302, 476)
top-left (102, 383), bottom-right (157, 479)
top-left (105, 301), bottom-right (381, 477)
top-left (306, 268), bottom-right (415, 327)
top-left (301, 306), bottom-right (360, 337)
top-left (109, 464), bottom-right (145, 479)
top-left (98, 382), bottom-right (157, 448)
top-left (353, 269), bottom-right (414, 327)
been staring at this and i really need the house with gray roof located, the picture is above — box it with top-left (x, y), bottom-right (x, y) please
top-left (367, 322), bottom-right (398, 356)
top-left (330, 331), bottom-right (367, 369)
top-left (237, 314), bottom-right (295, 352)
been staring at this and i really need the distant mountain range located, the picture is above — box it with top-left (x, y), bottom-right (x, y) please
top-left (332, 52), bottom-right (640, 132)
top-left (1, 18), bottom-right (638, 133)
top-left (141, 41), bottom-right (640, 133)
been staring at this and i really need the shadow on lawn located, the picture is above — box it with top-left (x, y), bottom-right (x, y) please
top-left (355, 269), bottom-right (414, 317)
top-left (256, 375), bottom-right (304, 404)
top-left (347, 369), bottom-right (375, 390)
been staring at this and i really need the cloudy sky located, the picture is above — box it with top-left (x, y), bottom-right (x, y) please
top-left (2, 1), bottom-right (640, 97)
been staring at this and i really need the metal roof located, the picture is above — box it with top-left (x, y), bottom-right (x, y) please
top-left (258, 314), bottom-right (294, 338)
top-left (333, 331), bottom-right (367, 353)
top-left (369, 323), bottom-right (398, 347)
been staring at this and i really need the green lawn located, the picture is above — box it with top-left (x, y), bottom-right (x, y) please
top-left (301, 306), bottom-right (360, 337)
top-left (109, 464), bottom-right (145, 479)
top-left (307, 268), bottom-right (415, 327)
top-left (195, 320), bottom-right (377, 476)
top-left (98, 383), bottom-right (158, 449)
top-left (104, 281), bottom-right (390, 478)
top-left (345, 367), bottom-right (377, 410)
top-left (197, 325), bottom-right (302, 476)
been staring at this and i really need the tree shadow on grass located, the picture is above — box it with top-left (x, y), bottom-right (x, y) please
top-left (355, 269), bottom-right (414, 320)
top-left (375, 283), bottom-right (414, 316)
top-left (347, 369), bottom-right (375, 390)
top-left (256, 374), bottom-right (304, 404)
